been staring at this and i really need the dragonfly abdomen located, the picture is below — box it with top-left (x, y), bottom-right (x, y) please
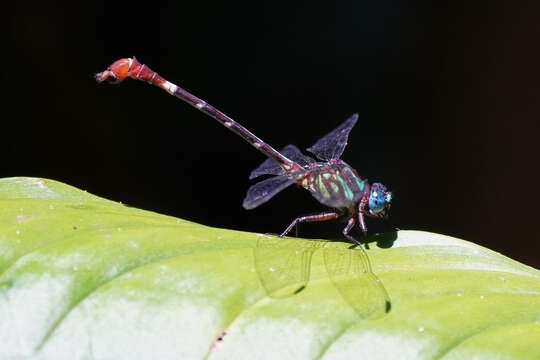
top-left (95, 57), bottom-right (301, 173)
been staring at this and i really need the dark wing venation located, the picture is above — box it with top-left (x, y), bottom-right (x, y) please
top-left (243, 175), bottom-right (295, 209)
top-left (249, 144), bottom-right (315, 179)
top-left (254, 237), bottom-right (323, 298)
top-left (307, 114), bottom-right (358, 161)
top-left (249, 158), bottom-right (284, 180)
top-left (282, 144), bottom-right (317, 166)
top-left (323, 244), bottom-right (391, 319)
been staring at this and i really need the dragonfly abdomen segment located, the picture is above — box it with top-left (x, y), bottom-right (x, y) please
top-left (95, 57), bottom-right (301, 173)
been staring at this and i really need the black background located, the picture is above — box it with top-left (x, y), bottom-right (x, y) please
top-left (4, 2), bottom-right (540, 267)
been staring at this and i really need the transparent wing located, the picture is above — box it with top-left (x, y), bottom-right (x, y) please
top-left (323, 243), bottom-right (391, 319)
top-left (249, 158), bottom-right (284, 180)
top-left (242, 175), bottom-right (295, 210)
top-left (307, 114), bottom-right (359, 161)
top-left (249, 144), bottom-right (316, 179)
top-left (254, 236), bottom-right (323, 298)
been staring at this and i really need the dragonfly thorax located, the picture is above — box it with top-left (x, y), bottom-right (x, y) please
top-left (297, 160), bottom-right (368, 209)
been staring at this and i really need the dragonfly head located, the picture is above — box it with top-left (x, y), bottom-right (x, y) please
top-left (368, 183), bottom-right (392, 218)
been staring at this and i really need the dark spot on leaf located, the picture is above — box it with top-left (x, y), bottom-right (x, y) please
top-left (217, 331), bottom-right (227, 342)
top-left (210, 330), bottom-right (228, 352)
top-left (385, 300), bottom-right (392, 313)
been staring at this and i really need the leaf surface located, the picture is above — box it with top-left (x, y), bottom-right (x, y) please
top-left (0, 177), bottom-right (538, 360)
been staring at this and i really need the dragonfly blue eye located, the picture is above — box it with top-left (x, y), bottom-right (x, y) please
top-left (369, 183), bottom-right (391, 215)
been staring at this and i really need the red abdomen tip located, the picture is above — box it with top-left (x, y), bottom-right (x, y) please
top-left (94, 58), bottom-right (134, 84)
top-left (95, 57), bottom-right (164, 85)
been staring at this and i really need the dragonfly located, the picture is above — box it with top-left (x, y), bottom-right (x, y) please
top-left (95, 57), bottom-right (392, 318)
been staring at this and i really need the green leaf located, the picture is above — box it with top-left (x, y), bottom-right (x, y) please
top-left (0, 177), bottom-right (539, 360)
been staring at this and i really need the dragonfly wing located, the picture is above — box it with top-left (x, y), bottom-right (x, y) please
top-left (254, 236), bottom-right (322, 298)
top-left (307, 113), bottom-right (358, 161)
top-left (249, 144), bottom-right (315, 179)
top-left (243, 175), bottom-right (295, 210)
top-left (323, 244), bottom-right (390, 319)
top-left (281, 144), bottom-right (317, 166)
top-left (249, 159), bottom-right (284, 180)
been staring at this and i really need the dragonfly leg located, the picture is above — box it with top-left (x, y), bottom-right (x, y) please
top-left (342, 217), bottom-right (374, 272)
top-left (343, 216), bottom-right (362, 247)
top-left (342, 216), bottom-right (356, 237)
top-left (357, 212), bottom-right (367, 236)
top-left (280, 212), bottom-right (340, 237)
top-left (357, 194), bottom-right (369, 236)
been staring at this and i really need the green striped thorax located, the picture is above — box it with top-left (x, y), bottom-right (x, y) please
top-left (296, 159), bottom-right (392, 217)
top-left (298, 160), bottom-right (368, 209)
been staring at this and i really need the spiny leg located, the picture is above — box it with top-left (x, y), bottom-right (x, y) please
top-left (357, 212), bottom-right (367, 237)
top-left (357, 193), bottom-right (369, 236)
top-left (342, 216), bottom-right (356, 238)
top-left (342, 215), bottom-right (374, 272)
top-left (280, 212), bottom-right (340, 237)
top-left (343, 216), bottom-right (364, 249)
